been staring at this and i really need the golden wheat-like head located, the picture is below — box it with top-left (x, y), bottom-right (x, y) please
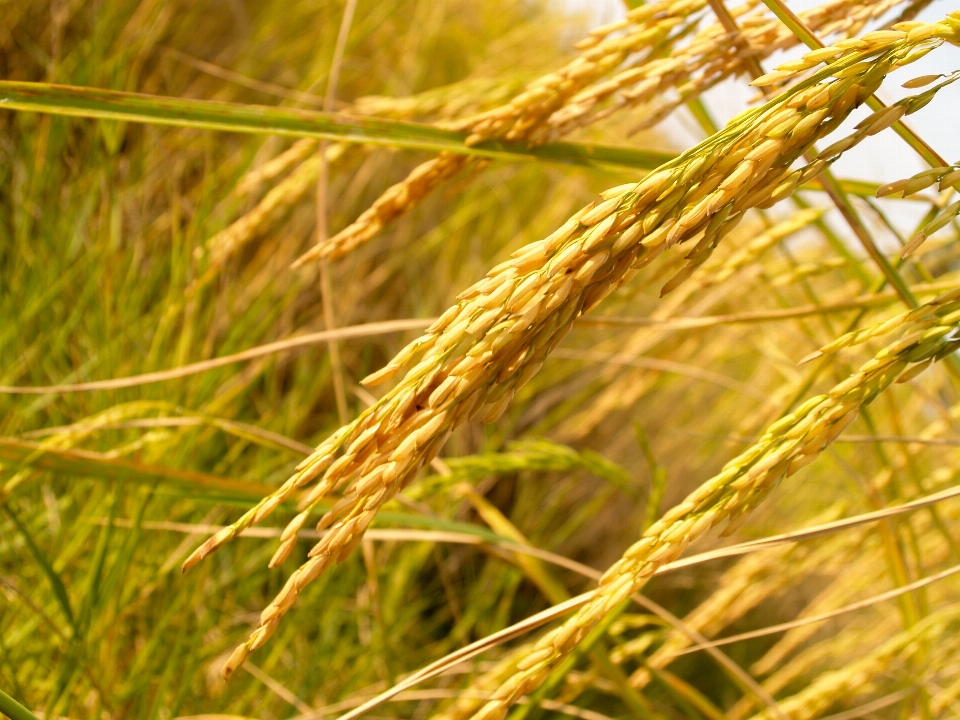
top-left (182, 15), bottom-right (960, 680)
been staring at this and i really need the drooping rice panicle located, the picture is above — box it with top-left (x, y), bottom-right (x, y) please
top-left (196, 77), bottom-right (528, 281)
top-left (182, 16), bottom-right (960, 679)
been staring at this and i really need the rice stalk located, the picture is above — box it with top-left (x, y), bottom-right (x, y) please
top-left (7, 2), bottom-right (960, 718)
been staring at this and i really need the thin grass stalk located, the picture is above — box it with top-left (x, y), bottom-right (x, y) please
top-left (315, 0), bottom-right (360, 425)
top-left (669, 562), bottom-right (960, 657)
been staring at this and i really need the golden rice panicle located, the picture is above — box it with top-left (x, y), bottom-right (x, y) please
top-left (214, 183), bottom-right (651, 677)
top-left (801, 285), bottom-right (960, 364)
top-left (292, 0), bottom-right (698, 266)
top-left (292, 151), bottom-right (475, 266)
top-left (769, 256), bottom-right (846, 286)
top-left (531, 0), bottom-right (916, 149)
top-left (754, 13), bottom-right (960, 89)
top-left (730, 626), bottom-right (862, 720)
top-left (235, 138), bottom-right (321, 197)
top-left (205, 77), bottom-right (529, 273)
top-left (651, 33), bottom-right (960, 296)
top-left (738, 497), bottom-right (960, 705)
top-left (451, 0), bottom-right (695, 145)
top-left (464, 282), bottom-right (960, 719)
top-left (745, 544), bottom-right (883, 684)
top-left (190, 19), bottom-right (958, 678)
top-left (561, 0), bottom-right (907, 138)
top-left (203, 152), bottom-right (328, 270)
top-left (742, 489), bottom-right (960, 698)
top-left (628, 505), bottom-right (850, 688)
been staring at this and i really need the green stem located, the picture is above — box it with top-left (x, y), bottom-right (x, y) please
top-left (0, 689), bottom-right (41, 720)
top-left (815, 170), bottom-right (918, 307)
top-left (0, 81), bottom-right (674, 172)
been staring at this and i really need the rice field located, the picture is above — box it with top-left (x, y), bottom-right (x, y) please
top-left (2, 1), bottom-right (960, 719)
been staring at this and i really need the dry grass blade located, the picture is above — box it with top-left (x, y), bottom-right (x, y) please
top-left (96, 519), bottom-right (493, 545)
top-left (582, 297), bottom-right (900, 328)
top-left (163, 48), bottom-right (327, 106)
top-left (668, 562), bottom-right (960, 657)
top-left (665, 480), bottom-right (960, 569)
top-left (552, 349), bottom-right (771, 402)
top-left (243, 663), bottom-right (312, 714)
top-left (0, 320), bottom-right (430, 394)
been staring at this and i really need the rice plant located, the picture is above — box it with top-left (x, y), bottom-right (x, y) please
top-left (3, 1), bottom-right (960, 719)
